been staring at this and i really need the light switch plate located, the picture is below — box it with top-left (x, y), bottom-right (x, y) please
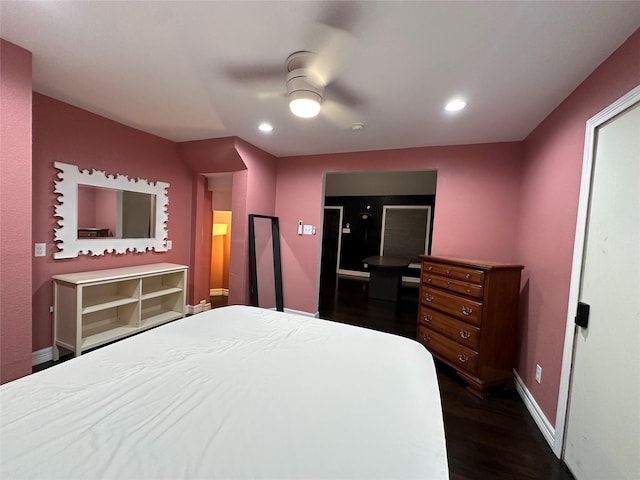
top-left (34, 243), bottom-right (46, 257)
top-left (166, 240), bottom-right (173, 249)
top-left (303, 225), bottom-right (313, 235)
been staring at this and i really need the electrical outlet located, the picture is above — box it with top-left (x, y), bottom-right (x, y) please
top-left (535, 364), bottom-right (542, 383)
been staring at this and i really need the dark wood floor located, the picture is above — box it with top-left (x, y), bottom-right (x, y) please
top-left (319, 275), bottom-right (575, 480)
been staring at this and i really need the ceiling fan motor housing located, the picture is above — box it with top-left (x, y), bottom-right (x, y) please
top-left (286, 51), bottom-right (324, 101)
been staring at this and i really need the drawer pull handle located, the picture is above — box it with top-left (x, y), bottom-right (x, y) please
top-left (446, 281), bottom-right (450, 288)
top-left (422, 334), bottom-right (431, 343)
top-left (423, 314), bottom-right (432, 322)
top-left (461, 306), bottom-right (473, 316)
top-left (425, 294), bottom-right (434, 302)
top-left (446, 269), bottom-right (451, 274)
top-left (427, 278), bottom-right (432, 283)
top-left (457, 353), bottom-right (468, 363)
top-left (427, 266), bottom-right (433, 271)
top-left (465, 273), bottom-right (471, 279)
top-left (459, 329), bottom-right (471, 339)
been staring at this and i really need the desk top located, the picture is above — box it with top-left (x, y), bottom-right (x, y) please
top-left (363, 256), bottom-right (411, 268)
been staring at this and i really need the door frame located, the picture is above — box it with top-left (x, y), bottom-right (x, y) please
top-left (322, 206), bottom-right (344, 276)
top-left (553, 84), bottom-right (640, 457)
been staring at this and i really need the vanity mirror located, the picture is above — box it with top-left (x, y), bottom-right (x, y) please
top-left (54, 162), bottom-right (170, 259)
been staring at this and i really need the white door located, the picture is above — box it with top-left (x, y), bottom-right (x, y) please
top-left (563, 100), bottom-right (640, 479)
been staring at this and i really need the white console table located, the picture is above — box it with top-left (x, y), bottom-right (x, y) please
top-left (53, 263), bottom-right (188, 360)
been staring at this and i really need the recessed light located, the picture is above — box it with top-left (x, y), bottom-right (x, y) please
top-left (258, 122), bottom-right (274, 132)
top-left (351, 123), bottom-right (364, 131)
top-left (444, 98), bottom-right (467, 112)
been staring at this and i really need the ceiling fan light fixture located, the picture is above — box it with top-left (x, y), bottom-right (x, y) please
top-left (289, 91), bottom-right (322, 118)
top-left (444, 98), bottom-right (467, 112)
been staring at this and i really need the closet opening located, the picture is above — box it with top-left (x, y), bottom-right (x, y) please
top-left (208, 174), bottom-right (233, 309)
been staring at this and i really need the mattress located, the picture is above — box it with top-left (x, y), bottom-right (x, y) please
top-left (1, 305), bottom-right (448, 479)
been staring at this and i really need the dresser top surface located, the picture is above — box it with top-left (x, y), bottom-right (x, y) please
top-left (52, 263), bottom-right (188, 284)
top-left (421, 255), bottom-right (524, 271)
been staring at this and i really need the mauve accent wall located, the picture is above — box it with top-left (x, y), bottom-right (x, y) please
top-left (31, 94), bottom-right (194, 352)
top-left (0, 40), bottom-right (33, 383)
top-left (228, 140), bottom-right (277, 306)
top-left (275, 142), bottom-right (524, 314)
top-left (515, 28), bottom-right (640, 422)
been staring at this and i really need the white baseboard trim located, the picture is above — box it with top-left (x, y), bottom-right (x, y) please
top-left (284, 308), bottom-right (319, 318)
top-left (337, 269), bottom-right (420, 284)
top-left (338, 269), bottom-right (369, 278)
top-left (513, 369), bottom-right (556, 450)
top-left (209, 288), bottom-right (229, 296)
top-left (32, 347), bottom-right (53, 366)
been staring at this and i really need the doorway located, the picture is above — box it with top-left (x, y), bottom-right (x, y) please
top-left (208, 173), bottom-right (233, 309)
top-left (320, 206), bottom-right (343, 284)
top-left (210, 210), bottom-right (232, 308)
top-left (318, 170), bottom-right (437, 329)
top-left (556, 86), bottom-right (639, 478)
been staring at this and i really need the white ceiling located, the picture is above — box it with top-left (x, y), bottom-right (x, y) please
top-left (1, 1), bottom-right (639, 158)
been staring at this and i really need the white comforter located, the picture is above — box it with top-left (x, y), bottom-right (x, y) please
top-left (1, 306), bottom-right (448, 479)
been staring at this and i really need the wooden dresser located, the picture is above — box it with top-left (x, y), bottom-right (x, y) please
top-left (417, 255), bottom-right (523, 397)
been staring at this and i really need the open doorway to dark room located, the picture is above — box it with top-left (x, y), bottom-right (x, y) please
top-left (319, 170), bottom-right (437, 338)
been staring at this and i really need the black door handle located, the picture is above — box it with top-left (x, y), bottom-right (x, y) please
top-left (575, 302), bottom-right (590, 328)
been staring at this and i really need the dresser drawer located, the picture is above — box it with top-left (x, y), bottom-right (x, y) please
top-left (422, 273), bottom-right (483, 299)
top-left (417, 325), bottom-right (479, 376)
top-left (418, 305), bottom-right (480, 351)
top-left (423, 262), bottom-right (484, 285)
top-left (420, 287), bottom-right (483, 326)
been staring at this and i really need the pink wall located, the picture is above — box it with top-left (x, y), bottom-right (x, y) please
top-left (95, 188), bottom-right (117, 236)
top-left (515, 28), bottom-right (640, 421)
top-left (177, 137), bottom-right (245, 305)
top-left (255, 217), bottom-right (277, 309)
top-left (31, 94), bottom-right (194, 352)
top-left (0, 40), bottom-right (33, 383)
top-left (228, 139), bottom-right (278, 305)
top-left (176, 137), bottom-right (277, 306)
top-left (77, 186), bottom-right (97, 227)
top-left (275, 143), bottom-right (524, 313)
top-left (188, 175), bottom-right (213, 305)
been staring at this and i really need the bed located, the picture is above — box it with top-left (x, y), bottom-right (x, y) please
top-left (1, 305), bottom-right (448, 479)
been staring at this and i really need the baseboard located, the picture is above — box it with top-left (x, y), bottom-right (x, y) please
top-left (284, 308), bottom-right (319, 318)
top-left (513, 369), bottom-right (556, 450)
top-left (209, 288), bottom-right (229, 296)
top-left (187, 298), bottom-right (213, 315)
top-left (338, 269), bottom-right (369, 278)
top-left (337, 269), bottom-right (420, 284)
top-left (32, 347), bottom-right (53, 366)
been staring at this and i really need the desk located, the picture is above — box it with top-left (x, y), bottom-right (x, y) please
top-left (364, 256), bottom-right (410, 302)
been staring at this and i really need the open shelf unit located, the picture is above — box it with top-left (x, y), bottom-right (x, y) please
top-left (53, 263), bottom-right (188, 360)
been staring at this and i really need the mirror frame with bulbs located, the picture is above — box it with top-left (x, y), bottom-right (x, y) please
top-left (53, 161), bottom-right (170, 259)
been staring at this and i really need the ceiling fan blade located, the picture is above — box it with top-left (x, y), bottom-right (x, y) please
top-left (257, 90), bottom-right (286, 101)
top-left (222, 64), bottom-right (283, 83)
top-left (327, 80), bottom-right (366, 108)
top-left (306, 22), bottom-right (357, 86)
top-left (321, 99), bottom-right (362, 129)
top-left (315, 0), bottom-right (362, 32)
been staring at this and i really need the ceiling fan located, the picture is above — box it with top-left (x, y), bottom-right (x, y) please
top-left (286, 50), bottom-right (325, 118)
top-left (223, 15), bottom-right (365, 127)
